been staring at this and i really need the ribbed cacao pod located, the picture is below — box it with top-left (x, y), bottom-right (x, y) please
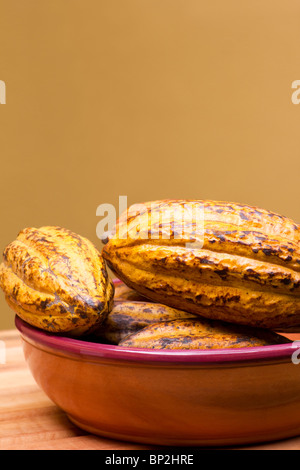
top-left (114, 279), bottom-right (148, 301)
top-left (119, 318), bottom-right (291, 349)
top-left (102, 199), bottom-right (300, 330)
top-left (0, 226), bottom-right (114, 335)
top-left (94, 298), bottom-right (197, 344)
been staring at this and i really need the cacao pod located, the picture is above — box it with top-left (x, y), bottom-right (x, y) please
top-left (94, 298), bottom-right (197, 344)
top-left (102, 199), bottom-right (300, 330)
top-left (0, 226), bottom-right (114, 335)
top-left (114, 279), bottom-right (148, 301)
top-left (119, 318), bottom-right (291, 349)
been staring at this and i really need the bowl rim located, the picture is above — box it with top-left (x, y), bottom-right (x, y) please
top-left (15, 315), bottom-right (300, 365)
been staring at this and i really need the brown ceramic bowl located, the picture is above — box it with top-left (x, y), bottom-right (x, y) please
top-left (15, 314), bottom-right (300, 447)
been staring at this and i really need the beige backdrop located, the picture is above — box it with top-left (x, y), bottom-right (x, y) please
top-left (0, 0), bottom-right (299, 330)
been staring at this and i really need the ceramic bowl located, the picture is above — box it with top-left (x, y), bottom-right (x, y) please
top-left (15, 309), bottom-right (300, 447)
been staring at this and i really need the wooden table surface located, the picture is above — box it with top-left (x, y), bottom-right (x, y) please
top-left (1, 328), bottom-right (300, 451)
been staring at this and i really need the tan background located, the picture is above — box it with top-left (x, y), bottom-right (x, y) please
top-left (0, 0), bottom-right (299, 330)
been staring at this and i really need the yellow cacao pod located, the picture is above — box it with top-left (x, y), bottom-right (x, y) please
top-left (119, 318), bottom-right (291, 349)
top-left (102, 199), bottom-right (300, 330)
top-left (94, 298), bottom-right (197, 344)
top-left (0, 226), bottom-right (114, 335)
top-left (113, 279), bottom-right (148, 301)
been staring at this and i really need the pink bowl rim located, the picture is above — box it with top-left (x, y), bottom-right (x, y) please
top-left (15, 315), bottom-right (300, 365)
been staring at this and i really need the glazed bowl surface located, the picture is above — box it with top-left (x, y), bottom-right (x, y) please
top-left (15, 314), bottom-right (300, 447)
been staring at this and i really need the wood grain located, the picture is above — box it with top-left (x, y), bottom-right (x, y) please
top-left (0, 329), bottom-right (157, 450)
top-left (1, 328), bottom-right (300, 450)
